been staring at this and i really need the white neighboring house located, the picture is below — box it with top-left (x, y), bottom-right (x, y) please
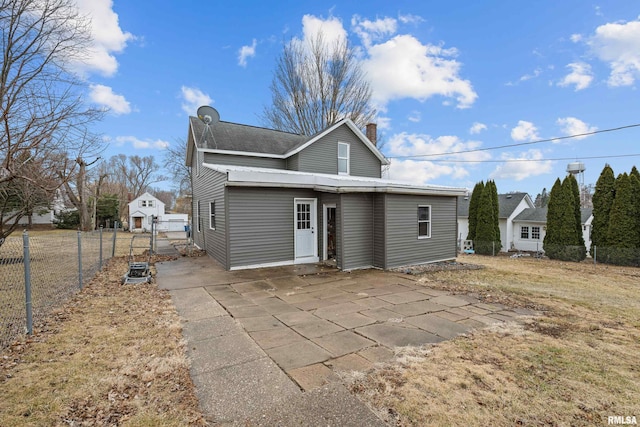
top-left (457, 192), bottom-right (535, 252)
top-left (512, 207), bottom-right (593, 253)
top-left (17, 189), bottom-right (69, 226)
top-left (128, 192), bottom-right (188, 233)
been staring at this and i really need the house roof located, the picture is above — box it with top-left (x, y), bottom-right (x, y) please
top-left (457, 192), bottom-right (531, 219)
top-left (128, 191), bottom-right (164, 207)
top-left (204, 163), bottom-right (467, 196)
top-left (513, 207), bottom-right (594, 224)
top-left (187, 117), bottom-right (389, 165)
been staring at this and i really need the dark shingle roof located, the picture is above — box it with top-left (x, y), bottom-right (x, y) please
top-left (513, 207), bottom-right (547, 222)
top-left (190, 117), bottom-right (308, 155)
top-left (513, 207), bottom-right (594, 224)
top-left (457, 192), bottom-right (530, 218)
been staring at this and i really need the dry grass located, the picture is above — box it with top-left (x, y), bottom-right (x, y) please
top-left (350, 255), bottom-right (640, 426)
top-left (0, 255), bottom-right (205, 426)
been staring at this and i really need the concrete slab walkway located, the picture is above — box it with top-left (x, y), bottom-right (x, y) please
top-left (156, 256), bottom-right (526, 425)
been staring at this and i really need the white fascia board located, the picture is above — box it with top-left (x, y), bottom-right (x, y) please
top-left (284, 119), bottom-right (389, 165)
top-left (199, 147), bottom-right (286, 159)
top-left (204, 164), bottom-right (466, 196)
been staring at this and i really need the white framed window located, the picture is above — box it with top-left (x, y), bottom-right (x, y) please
top-left (196, 200), bottom-right (201, 232)
top-left (531, 226), bottom-right (540, 240)
top-left (337, 142), bottom-right (350, 175)
top-left (148, 200), bottom-right (154, 207)
top-left (209, 201), bottom-right (216, 230)
top-left (418, 205), bottom-right (431, 239)
top-left (521, 226), bottom-right (529, 239)
top-left (139, 200), bottom-right (146, 207)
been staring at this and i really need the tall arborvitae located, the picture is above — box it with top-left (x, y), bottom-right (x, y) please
top-left (487, 180), bottom-right (502, 252)
top-left (629, 172), bottom-right (640, 250)
top-left (606, 173), bottom-right (637, 265)
top-left (590, 164), bottom-right (616, 256)
top-left (474, 183), bottom-right (497, 255)
top-left (543, 178), bottom-right (564, 259)
top-left (567, 174), bottom-right (586, 247)
top-left (467, 181), bottom-right (485, 241)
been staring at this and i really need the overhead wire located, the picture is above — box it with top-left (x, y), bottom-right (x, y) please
top-left (386, 123), bottom-right (640, 159)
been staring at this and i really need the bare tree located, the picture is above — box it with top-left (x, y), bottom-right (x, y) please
top-left (163, 138), bottom-right (191, 196)
top-left (110, 154), bottom-right (167, 199)
top-left (263, 30), bottom-right (376, 135)
top-left (1, 0), bottom-right (105, 241)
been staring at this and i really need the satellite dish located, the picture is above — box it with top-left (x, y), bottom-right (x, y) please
top-left (197, 106), bottom-right (219, 125)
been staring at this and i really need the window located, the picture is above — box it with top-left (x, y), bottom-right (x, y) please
top-left (521, 226), bottom-right (529, 239)
top-left (337, 142), bottom-right (350, 175)
top-left (139, 200), bottom-right (154, 208)
top-left (531, 226), bottom-right (540, 240)
top-left (196, 200), bottom-right (201, 232)
top-left (418, 206), bottom-right (431, 238)
top-left (209, 201), bottom-right (216, 230)
top-left (296, 203), bottom-right (311, 229)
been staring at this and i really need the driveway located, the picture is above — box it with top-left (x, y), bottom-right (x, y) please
top-left (156, 256), bottom-right (526, 424)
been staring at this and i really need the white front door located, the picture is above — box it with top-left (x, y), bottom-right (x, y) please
top-left (294, 198), bottom-right (318, 262)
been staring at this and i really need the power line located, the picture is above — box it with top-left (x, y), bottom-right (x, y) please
top-left (386, 123), bottom-right (640, 159)
top-left (398, 153), bottom-right (640, 163)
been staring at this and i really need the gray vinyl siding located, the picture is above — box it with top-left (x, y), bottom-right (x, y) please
top-left (373, 194), bottom-right (386, 268)
top-left (192, 168), bottom-right (228, 268)
top-left (286, 154), bottom-right (299, 171)
top-left (227, 187), bottom-right (316, 268)
top-left (293, 124), bottom-right (381, 178)
top-left (385, 194), bottom-right (458, 268)
top-left (204, 152), bottom-right (286, 169)
top-left (341, 193), bottom-right (374, 270)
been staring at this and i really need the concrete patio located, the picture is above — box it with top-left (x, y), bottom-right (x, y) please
top-left (156, 255), bottom-right (526, 425)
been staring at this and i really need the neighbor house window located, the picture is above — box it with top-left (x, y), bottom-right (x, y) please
top-left (139, 200), bottom-right (146, 207)
top-left (209, 201), bottom-right (216, 230)
top-left (197, 200), bottom-right (201, 232)
top-left (337, 142), bottom-right (350, 175)
top-left (418, 205), bottom-right (431, 238)
top-left (531, 226), bottom-right (540, 240)
top-left (521, 226), bottom-right (529, 239)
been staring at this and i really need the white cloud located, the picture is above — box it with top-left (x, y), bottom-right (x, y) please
top-left (115, 136), bottom-right (169, 150)
top-left (89, 84), bottom-right (131, 114)
top-left (74, 0), bottom-right (134, 77)
top-left (490, 149), bottom-right (552, 181)
top-left (352, 15), bottom-right (397, 47)
top-left (180, 86), bottom-right (212, 115)
top-left (376, 116), bottom-right (392, 130)
top-left (556, 117), bottom-right (597, 140)
top-left (570, 33), bottom-right (583, 42)
top-left (300, 14), bottom-right (347, 47)
top-left (558, 62), bottom-right (593, 90)
top-left (408, 111), bottom-right (421, 123)
top-left (469, 122), bottom-right (487, 134)
top-left (511, 120), bottom-right (539, 141)
top-left (238, 39), bottom-right (257, 67)
top-left (398, 14), bottom-right (424, 25)
top-left (362, 34), bottom-right (477, 109)
top-left (588, 18), bottom-right (640, 86)
top-left (388, 159), bottom-right (468, 183)
top-left (519, 67), bottom-right (542, 82)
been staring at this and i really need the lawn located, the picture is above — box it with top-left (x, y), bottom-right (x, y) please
top-left (1, 252), bottom-right (638, 426)
top-left (350, 255), bottom-right (640, 426)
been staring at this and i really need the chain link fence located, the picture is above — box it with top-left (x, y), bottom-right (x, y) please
top-left (0, 228), bottom-right (135, 351)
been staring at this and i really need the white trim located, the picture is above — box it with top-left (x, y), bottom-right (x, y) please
top-left (337, 142), bottom-right (350, 175)
top-left (418, 204), bottom-right (431, 239)
top-left (323, 203), bottom-right (336, 261)
top-left (294, 198), bottom-right (318, 261)
top-left (204, 163), bottom-right (467, 196)
top-left (199, 147), bottom-right (288, 159)
top-left (209, 201), bottom-right (216, 230)
top-left (230, 259), bottom-right (295, 271)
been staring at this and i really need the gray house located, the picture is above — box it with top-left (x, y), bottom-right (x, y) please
top-left (186, 111), bottom-right (466, 270)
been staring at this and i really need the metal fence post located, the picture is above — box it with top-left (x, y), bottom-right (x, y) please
top-left (111, 221), bottom-right (118, 258)
top-left (594, 245), bottom-right (597, 265)
top-left (78, 230), bottom-right (83, 289)
top-left (23, 231), bottom-right (33, 335)
top-left (492, 241), bottom-right (495, 256)
top-left (99, 226), bottom-right (103, 269)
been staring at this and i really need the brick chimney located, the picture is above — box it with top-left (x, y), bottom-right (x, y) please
top-left (366, 123), bottom-right (377, 146)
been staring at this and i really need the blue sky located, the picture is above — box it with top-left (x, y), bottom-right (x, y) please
top-left (78, 0), bottom-right (640, 196)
